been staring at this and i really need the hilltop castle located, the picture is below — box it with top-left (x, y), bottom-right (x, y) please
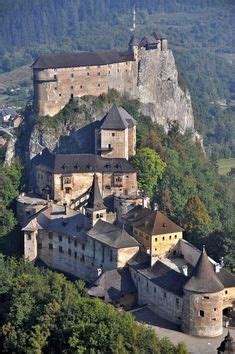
top-left (20, 104), bottom-right (235, 338)
top-left (32, 32), bottom-right (194, 132)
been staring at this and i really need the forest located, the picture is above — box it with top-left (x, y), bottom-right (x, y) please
top-left (0, 0), bottom-right (234, 158)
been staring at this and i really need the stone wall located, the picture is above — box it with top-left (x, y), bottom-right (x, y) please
top-left (130, 267), bottom-right (183, 324)
top-left (34, 60), bottom-right (138, 116)
top-left (35, 229), bottom-right (139, 282)
top-left (100, 129), bottom-right (128, 159)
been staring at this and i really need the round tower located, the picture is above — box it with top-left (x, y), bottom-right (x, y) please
top-left (182, 247), bottom-right (224, 337)
top-left (129, 35), bottom-right (138, 61)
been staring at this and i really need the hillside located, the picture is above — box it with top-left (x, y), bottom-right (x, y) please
top-left (0, 0), bottom-right (234, 158)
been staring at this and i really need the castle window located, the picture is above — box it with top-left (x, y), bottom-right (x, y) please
top-left (54, 87), bottom-right (57, 90)
top-left (212, 318), bottom-right (216, 321)
top-left (154, 287), bottom-right (156, 293)
top-left (98, 83), bottom-right (100, 87)
top-left (175, 235), bottom-right (177, 239)
top-left (202, 296), bottom-right (209, 300)
top-left (110, 249), bottom-right (113, 262)
top-left (48, 232), bottom-right (53, 239)
top-left (82, 244), bottom-right (85, 251)
top-left (68, 249), bottom-right (71, 256)
top-left (87, 72), bottom-right (90, 76)
top-left (65, 187), bottom-right (71, 194)
top-left (199, 310), bottom-right (204, 317)
top-left (71, 73), bottom-right (74, 78)
top-left (155, 247), bottom-right (157, 251)
top-left (26, 233), bottom-right (31, 240)
top-left (74, 251), bottom-right (77, 259)
top-left (80, 85), bottom-right (83, 89)
top-left (100, 213), bottom-right (103, 218)
top-left (81, 255), bottom-right (85, 262)
top-left (225, 290), bottom-right (228, 294)
top-left (59, 93), bottom-right (62, 97)
top-left (54, 74), bottom-right (57, 79)
top-left (126, 62), bottom-right (128, 65)
top-left (163, 292), bottom-right (166, 298)
top-left (162, 236), bottom-right (165, 240)
top-left (74, 240), bottom-right (77, 247)
top-left (117, 69), bottom-right (120, 73)
top-left (98, 72), bottom-right (100, 76)
top-left (70, 94), bottom-right (74, 99)
top-left (38, 243), bottom-right (42, 249)
top-left (68, 237), bottom-right (71, 244)
top-left (59, 235), bottom-right (63, 242)
top-left (112, 133), bottom-right (115, 136)
top-left (125, 69), bottom-right (128, 72)
top-left (59, 246), bottom-right (63, 253)
top-left (214, 308), bottom-right (217, 311)
top-left (108, 70), bottom-right (110, 74)
top-left (176, 298), bottom-right (179, 308)
top-left (96, 214), bottom-right (99, 219)
top-left (155, 237), bottom-right (157, 242)
top-left (71, 86), bottom-right (73, 90)
top-left (169, 235), bottom-right (172, 240)
top-left (49, 243), bottom-right (53, 250)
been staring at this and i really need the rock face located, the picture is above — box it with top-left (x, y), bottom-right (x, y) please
top-left (137, 48), bottom-right (194, 132)
top-left (4, 136), bottom-right (16, 166)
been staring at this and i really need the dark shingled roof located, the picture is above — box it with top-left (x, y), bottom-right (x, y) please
top-left (129, 35), bottom-right (138, 47)
top-left (124, 207), bottom-right (183, 235)
top-left (100, 104), bottom-right (136, 130)
top-left (184, 248), bottom-right (224, 293)
top-left (86, 174), bottom-right (105, 211)
top-left (152, 31), bottom-right (167, 40)
top-left (32, 50), bottom-right (134, 69)
top-left (87, 219), bottom-right (139, 249)
top-left (87, 268), bottom-right (136, 302)
top-left (217, 268), bottom-right (235, 289)
top-left (138, 260), bottom-right (188, 296)
top-left (32, 149), bottom-right (136, 174)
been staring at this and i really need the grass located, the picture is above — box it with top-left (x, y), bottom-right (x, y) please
top-left (218, 158), bottom-right (235, 176)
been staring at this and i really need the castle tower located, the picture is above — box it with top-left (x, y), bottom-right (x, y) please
top-left (84, 174), bottom-right (106, 229)
top-left (182, 247), bottom-right (224, 337)
top-left (129, 34), bottom-right (138, 61)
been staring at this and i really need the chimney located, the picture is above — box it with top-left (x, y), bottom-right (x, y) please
top-left (64, 203), bottom-right (68, 215)
top-left (142, 195), bottom-right (150, 208)
top-left (182, 265), bottom-right (188, 276)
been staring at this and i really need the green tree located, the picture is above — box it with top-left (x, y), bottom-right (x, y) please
top-left (131, 147), bottom-right (166, 198)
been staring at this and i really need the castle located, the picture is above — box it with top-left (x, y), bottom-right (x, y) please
top-left (20, 103), bottom-right (235, 338)
top-left (32, 32), bottom-right (194, 133)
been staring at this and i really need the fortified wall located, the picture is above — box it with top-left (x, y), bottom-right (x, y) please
top-left (32, 32), bottom-right (194, 132)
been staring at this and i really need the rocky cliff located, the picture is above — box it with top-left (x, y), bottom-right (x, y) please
top-left (137, 48), bottom-right (194, 133)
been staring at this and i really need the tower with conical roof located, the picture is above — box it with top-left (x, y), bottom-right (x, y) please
top-left (182, 247), bottom-right (224, 337)
top-left (84, 174), bottom-right (106, 228)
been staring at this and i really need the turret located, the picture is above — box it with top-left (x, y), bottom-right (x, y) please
top-left (84, 174), bottom-right (106, 228)
top-left (129, 35), bottom-right (138, 60)
top-left (182, 247), bottom-right (224, 337)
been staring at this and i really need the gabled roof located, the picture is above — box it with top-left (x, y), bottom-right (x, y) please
top-left (87, 268), bottom-right (136, 302)
top-left (32, 149), bottom-right (136, 174)
top-left (87, 219), bottom-right (139, 249)
top-left (125, 208), bottom-right (183, 236)
top-left (129, 34), bottom-right (138, 47)
top-left (100, 104), bottom-right (136, 130)
top-left (152, 31), bottom-right (167, 40)
top-left (32, 50), bottom-right (134, 69)
top-left (184, 248), bottom-right (224, 293)
top-left (86, 174), bottom-right (105, 211)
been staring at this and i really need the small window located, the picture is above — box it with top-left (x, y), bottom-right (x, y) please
top-left (49, 243), bottom-right (53, 250)
top-left (155, 237), bottom-right (157, 242)
top-left (225, 290), bottom-right (228, 294)
top-left (59, 235), bottom-right (62, 242)
top-left (71, 73), bottom-right (74, 78)
top-left (68, 249), bottom-right (71, 256)
top-left (100, 213), bottom-right (103, 218)
top-left (108, 70), bottom-right (110, 74)
top-left (175, 235), bottom-right (177, 239)
top-left (162, 236), bottom-right (165, 241)
top-left (214, 308), bottom-right (217, 311)
top-left (26, 233), bottom-right (31, 240)
top-left (117, 69), bottom-right (120, 73)
top-left (98, 72), bottom-right (100, 76)
top-left (81, 255), bottom-right (85, 262)
top-left (65, 187), bottom-right (71, 194)
top-left (54, 74), bottom-right (57, 79)
top-left (87, 72), bottom-right (90, 76)
top-left (80, 85), bottom-right (83, 89)
top-left (59, 246), bottom-right (63, 253)
top-left (169, 235), bottom-right (172, 240)
top-left (155, 247), bottom-right (157, 251)
top-left (74, 240), bottom-right (77, 247)
top-left (154, 288), bottom-right (156, 293)
top-left (70, 94), bottom-right (74, 99)
top-left (59, 93), bottom-right (62, 97)
top-left (68, 237), bottom-right (71, 244)
top-left (74, 251), bottom-right (77, 259)
top-left (98, 83), bottom-right (100, 87)
top-left (54, 87), bottom-right (57, 90)
top-left (212, 318), bottom-right (216, 321)
top-left (199, 310), bottom-right (204, 317)
top-left (96, 214), bottom-right (99, 219)
top-left (71, 86), bottom-right (73, 90)
top-left (163, 292), bottom-right (166, 298)
top-left (110, 249), bottom-right (113, 262)
top-left (82, 244), bottom-right (85, 251)
top-left (49, 232), bottom-right (53, 239)
top-left (112, 133), bottom-right (115, 136)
